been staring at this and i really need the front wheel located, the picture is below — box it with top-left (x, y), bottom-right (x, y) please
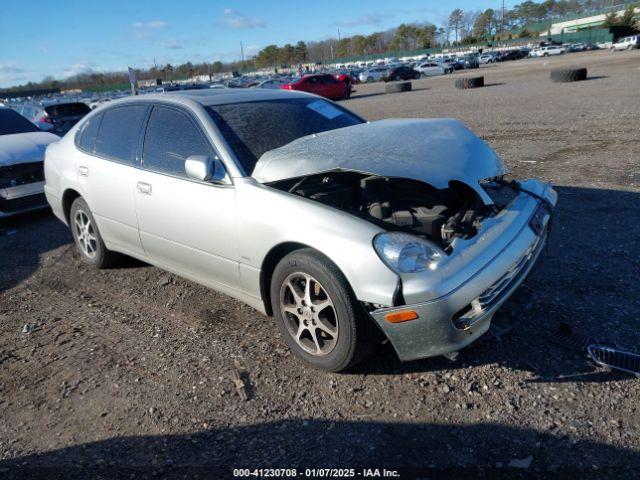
top-left (70, 197), bottom-right (119, 268)
top-left (270, 249), bottom-right (380, 372)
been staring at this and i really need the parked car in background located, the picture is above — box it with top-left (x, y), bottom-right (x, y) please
top-left (530, 45), bottom-right (565, 57)
top-left (443, 59), bottom-right (465, 70)
top-left (459, 55), bottom-right (480, 69)
top-left (585, 43), bottom-right (600, 51)
top-left (281, 74), bottom-right (351, 100)
top-left (498, 50), bottom-right (526, 62)
top-left (0, 107), bottom-right (59, 217)
top-left (255, 78), bottom-right (290, 89)
top-left (358, 67), bottom-right (388, 83)
top-left (44, 89), bottom-right (556, 371)
top-left (611, 35), bottom-right (640, 51)
top-left (334, 70), bottom-right (360, 85)
top-left (383, 66), bottom-right (421, 82)
top-left (567, 43), bottom-right (586, 52)
top-left (416, 62), bottom-right (453, 76)
top-left (478, 53), bottom-right (498, 64)
top-left (32, 102), bottom-right (91, 135)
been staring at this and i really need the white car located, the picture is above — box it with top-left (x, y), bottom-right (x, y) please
top-left (255, 78), bottom-right (290, 89)
top-left (43, 89), bottom-right (556, 371)
top-left (358, 67), bottom-right (388, 83)
top-left (478, 53), bottom-right (497, 64)
top-left (0, 107), bottom-right (59, 217)
top-left (415, 62), bottom-right (452, 76)
top-left (530, 45), bottom-right (565, 57)
top-left (611, 35), bottom-right (640, 51)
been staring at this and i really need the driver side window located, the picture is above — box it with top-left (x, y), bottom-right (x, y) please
top-left (142, 105), bottom-right (214, 178)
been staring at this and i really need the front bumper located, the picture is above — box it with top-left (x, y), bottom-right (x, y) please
top-left (369, 180), bottom-right (555, 362)
top-left (0, 181), bottom-right (48, 218)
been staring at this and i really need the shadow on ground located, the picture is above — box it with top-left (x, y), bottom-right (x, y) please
top-left (0, 419), bottom-right (637, 479)
top-left (0, 209), bottom-right (70, 292)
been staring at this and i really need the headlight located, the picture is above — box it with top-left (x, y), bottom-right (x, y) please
top-left (373, 232), bottom-right (444, 274)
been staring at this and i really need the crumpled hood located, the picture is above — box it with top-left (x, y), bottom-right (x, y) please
top-left (0, 131), bottom-right (59, 167)
top-left (253, 118), bottom-right (507, 201)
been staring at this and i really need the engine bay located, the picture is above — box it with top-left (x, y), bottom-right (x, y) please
top-left (270, 171), bottom-right (508, 248)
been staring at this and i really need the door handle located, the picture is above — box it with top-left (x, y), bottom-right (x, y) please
top-left (137, 182), bottom-right (152, 195)
top-left (78, 166), bottom-right (89, 177)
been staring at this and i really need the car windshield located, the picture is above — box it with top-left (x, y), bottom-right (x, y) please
top-left (0, 108), bottom-right (40, 135)
top-left (206, 98), bottom-right (364, 174)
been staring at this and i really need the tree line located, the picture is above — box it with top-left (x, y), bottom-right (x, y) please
top-left (2, 0), bottom-right (638, 94)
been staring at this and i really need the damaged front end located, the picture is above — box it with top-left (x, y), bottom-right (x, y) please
top-left (270, 172), bottom-right (556, 361)
top-left (259, 118), bottom-right (556, 361)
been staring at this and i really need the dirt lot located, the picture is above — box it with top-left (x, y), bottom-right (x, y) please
top-left (1, 50), bottom-right (639, 478)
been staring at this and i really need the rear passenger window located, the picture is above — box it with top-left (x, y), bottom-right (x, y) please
top-left (142, 106), bottom-right (212, 178)
top-left (78, 113), bottom-right (102, 153)
top-left (94, 105), bottom-right (147, 164)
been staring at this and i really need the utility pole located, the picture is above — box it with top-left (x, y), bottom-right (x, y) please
top-left (501, 0), bottom-right (505, 36)
top-left (338, 28), bottom-right (341, 41)
top-left (240, 41), bottom-right (245, 64)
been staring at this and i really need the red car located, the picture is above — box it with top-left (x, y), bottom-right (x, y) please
top-left (281, 74), bottom-right (351, 100)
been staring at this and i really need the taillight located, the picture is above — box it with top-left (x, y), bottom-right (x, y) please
top-left (39, 116), bottom-right (53, 124)
top-left (280, 84), bottom-right (292, 90)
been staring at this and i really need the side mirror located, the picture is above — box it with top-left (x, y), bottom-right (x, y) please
top-left (185, 155), bottom-right (227, 183)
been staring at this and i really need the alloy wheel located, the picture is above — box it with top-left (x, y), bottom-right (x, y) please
top-left (279, 272), bottom-right (338, 356)
top-left (73, 210), bottom-right (97, 259)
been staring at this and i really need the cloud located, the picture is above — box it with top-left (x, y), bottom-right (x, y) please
top-left (337, 14), bottom-right (389, 27)
top-left (62, 63), bottom-right (95, 78)
top-left (160, 38), bottom-right (183, 50)
top-left (132, 20), bottom-right (167, 38)
top-left (221, 9), bottom-right (266, 29)
top-left (0, 61), bottom-right (27, 85)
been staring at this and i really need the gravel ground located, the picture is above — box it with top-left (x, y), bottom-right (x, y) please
top-left (1, 50), bottom-right (639, 479)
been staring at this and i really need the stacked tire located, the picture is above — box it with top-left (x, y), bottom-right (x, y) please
top-left (550, 68), bottom-right (588, 83)
top-left (385, 82), bottom-right (412, 93)
top-left (454, 76), bottom-right (484, 89)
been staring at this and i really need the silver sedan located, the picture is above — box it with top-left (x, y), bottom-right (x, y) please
top-left (44, 89), bottom-right (556, 371)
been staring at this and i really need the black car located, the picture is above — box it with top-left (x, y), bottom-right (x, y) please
top-left (460, 55), bottom-right (480, 69)
top-left (37, 102), bottom-right (91, 136)
top-left (498, 50), bottom-right (526, 62)
top-left (383, 66), bottom-right (421, 82)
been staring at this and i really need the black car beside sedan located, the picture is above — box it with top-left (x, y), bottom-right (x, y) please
top-left (383, 66), bottom-right (421, 82)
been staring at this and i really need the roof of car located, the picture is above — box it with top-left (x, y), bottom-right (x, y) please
top-left (119, 88), bottom-right (313, 107)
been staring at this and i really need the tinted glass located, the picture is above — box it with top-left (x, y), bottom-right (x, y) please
top-left (207, 98), bottom-right (364, 174)
top-left (143, 106), bottom-right (212, 177)
top-left (78, 113), bottom-right (102, 153)
top-left (44, 102), bottom-right (91, 118)
top-left (0, 108), bottom-right (40, 135)
top-left (94, 105), bottom-right (147, 164)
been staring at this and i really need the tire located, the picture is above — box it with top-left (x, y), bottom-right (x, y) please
top-left (454, 76), bottom-right (484, 89)
top-left (385, 81), bottom-right (412, 93)
top-left (69, 197), bottom-right (119, 268)
top-left (366, 76), bottom-right (374, 83)
top-left (550, 67), bottom-right (588, 83)
top-left (414, 73), bottom-right (420, 79)
top-left (270, 248), bottom-right (380, 372)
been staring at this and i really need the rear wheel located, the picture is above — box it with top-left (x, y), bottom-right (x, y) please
top-left (366, 76), bottom-right (374, 83)
top-left (270, 249), bottom-right (380, 372)
top-left (70, 197), bottom-right (119, 268)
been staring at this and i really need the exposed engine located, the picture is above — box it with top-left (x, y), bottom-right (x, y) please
top-left (271, 171), bottom-right (492, 247)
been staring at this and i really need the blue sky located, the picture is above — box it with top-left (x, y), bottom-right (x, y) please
top-left (0, 0), bottom-right (518, 87)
